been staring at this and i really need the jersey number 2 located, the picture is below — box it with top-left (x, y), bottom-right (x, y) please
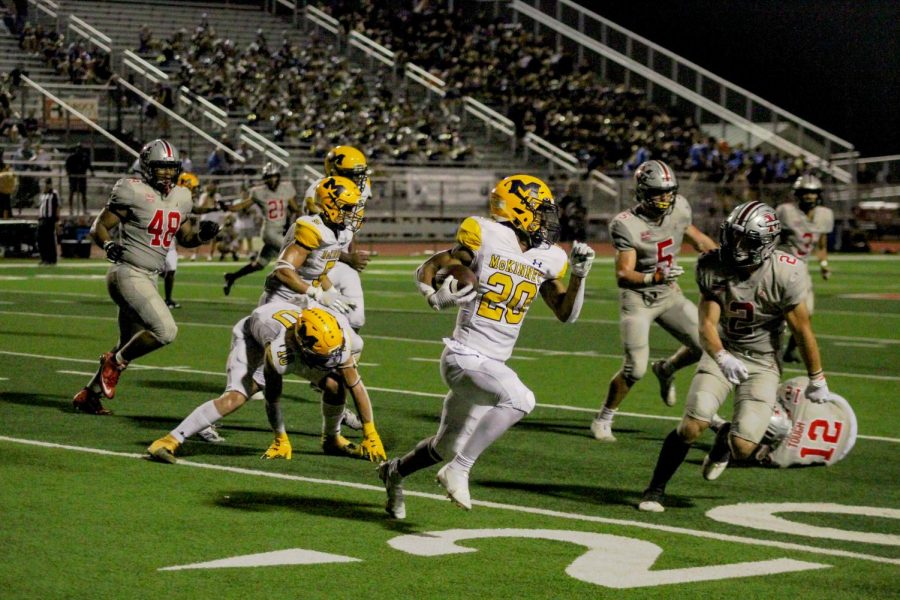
top-left (148, 210), bottom-right (181, 248)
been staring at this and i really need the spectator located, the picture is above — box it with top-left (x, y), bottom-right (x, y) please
top-left (37, 177), bottom-right (60, 265)
top-left (65, 141), bottom-right (94, 215)
top-left (0, 156), bottom-right (16, 218)
top-left (206, 146), bottom-right (228, 175)
top-left (138, 25), bottom-right (153, 54)
top-left (558, 182), bottom-right (587, 242)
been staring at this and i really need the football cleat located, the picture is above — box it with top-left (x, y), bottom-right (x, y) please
top-left (198, 425), bottom-right (225, 443)
top-left (262, 432), bottom-right (292, 460)
top-left (99, 352), bottom-right (126, 399)
top-left (341, 408), bottom-right (363, 431)
top-left (146, 434), bottom-right (180, 464)
top-left (652, 360), bottom-right (677, 407)
top-left (223, 273), bottom-right (235, 296)
top-left (321, 434), bottom-right (364, 459)
top-left (637, 488), bottom-right (665, 512)
top-left (378, 458), bottom-right (406, 519)
top-left (436, 463), bottom-right (472, 510)
top-left (590, 418), bottom-right (617, 442)
top-left (702, 423), bottom-right (732, 481)
top-left (165, 299), bottom-right (181, 309)
top-left (72, 387), bottom-right (112, 415)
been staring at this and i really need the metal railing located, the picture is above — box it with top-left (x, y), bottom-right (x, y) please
top-left (21, 75), bottom-right (139, 159)
top-left (512, 0), bottom-right (855, 183)
top-left (67, 14), bottom-right (111, 53)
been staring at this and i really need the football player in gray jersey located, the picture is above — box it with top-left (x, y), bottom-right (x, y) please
top-left (776, 174), bottom-right (834, 362)
top-left (591, 160), bottom-right (717, 442)
top-left (222, 162), bottom-right (299, 295)
top-left (638, 201), bottom-right (830, 512)
top-left (72, 140), bottom-right (221, 415)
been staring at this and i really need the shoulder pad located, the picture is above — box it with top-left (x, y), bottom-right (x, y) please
top-left (456, 217), bottom-right (482, 252)
top-left (295, 219), bottom-right (324, 250)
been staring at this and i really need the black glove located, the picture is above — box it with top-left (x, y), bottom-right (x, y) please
top-left (198, 220), bottom-right (220, 242)
top-left (103, 240), bottom-right (124, 263)
top-left (216, 199), bottom-right (231, 211)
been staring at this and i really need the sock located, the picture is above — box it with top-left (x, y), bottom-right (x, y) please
top-left (397, 436), bottom-right (442, 478)
top-left (597, 407), bottom-right (616, 423)
top-left (708, 422), bottom-right (732, 462)
top-left (265, 400), bottom-right (285, 434)
top-left (321, 401), bottom-right (344, 436)
top-left (647, 429), bottom-right (693, 492)
top-left (658, 359), bottom-right (674, 377)
top-left (172, 400), bottom-right (223, 443)
top-left (452, 405), bottom-right (526, 474)
top-left (114, 350), bottom-right (127, 366)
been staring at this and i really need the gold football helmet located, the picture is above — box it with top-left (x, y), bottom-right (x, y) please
top-left (489, 174), bottom-right (560, 245)
top-left (315, 176), bottom-right (364, 232)
top-left (324, 145), bottom-right (369, 191)
top-left (176, 171), bottom-right (199, 192)
top-left (294, 308), bottom-right (344, 368)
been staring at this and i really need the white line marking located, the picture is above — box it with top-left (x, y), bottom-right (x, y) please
top-left (0, 435), bottom-right (896, 566)
top-left (3, 307), bottom-right (899, 359)
top-left (833, 342), bottom-right (886, 349)
top-left (12, 350), bottom-right (898, 444)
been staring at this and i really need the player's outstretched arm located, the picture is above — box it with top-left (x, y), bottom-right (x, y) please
top-left (340, 363), bottom-right (386, 462)
top-left (685, 224), bottom-right (718, 253)
top-left (785, 303), bottom-right (829, 402)
top-left (176, 217), bottom-right (219, 248)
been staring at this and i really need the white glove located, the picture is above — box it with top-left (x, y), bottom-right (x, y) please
top-left (714, 350), bottom-right (750, 385)
top-left (662, 264), bottom-right (685, 283)
top-left (425, 276), bottom-right (476, 311)
top-left (570, 241), bottom-right (595, 278)
top-left (805, 373), bottom-right (830, 403)
top-left (305, 285), bottom-right (355, 314)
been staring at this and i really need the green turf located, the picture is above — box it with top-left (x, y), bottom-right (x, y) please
top-left (1, 255), bottom-right (898, 598)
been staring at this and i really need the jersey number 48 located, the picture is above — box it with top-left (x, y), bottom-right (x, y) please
top-left (147, 210), bottom-right (182, 248)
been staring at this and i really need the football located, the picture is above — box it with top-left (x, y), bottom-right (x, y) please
top-left (434, 263), bottom-right (478, 292)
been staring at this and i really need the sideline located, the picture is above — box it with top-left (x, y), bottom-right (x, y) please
top-left (0, 434), bottom-right (897, 567)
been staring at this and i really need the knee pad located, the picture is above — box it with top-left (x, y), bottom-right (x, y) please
top-left (622, 360), bottom-right (647, 385)
top-left (153, 321), bottom-right (178, 346)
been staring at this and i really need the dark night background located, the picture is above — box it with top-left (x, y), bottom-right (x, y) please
top-left (591, 0), bottom-right (899, 157)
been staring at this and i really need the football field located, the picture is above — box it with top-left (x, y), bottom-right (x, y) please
top-left (1, 254), bottom-right (898, 599)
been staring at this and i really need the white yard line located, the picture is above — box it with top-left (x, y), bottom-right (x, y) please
top-left (2, 351), bottom-right (890, 445)
top-left (0, 435), bottom-right (896, 566)
top-left (0, 312), bottom-right (898, 381)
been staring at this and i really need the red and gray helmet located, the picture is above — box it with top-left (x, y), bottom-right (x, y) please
top-left (139, 139), bottom-right (181, 195)
top-left (635, 160), bottom-right (678, 217)
top-left (720, 201), bottom-right (782, 268)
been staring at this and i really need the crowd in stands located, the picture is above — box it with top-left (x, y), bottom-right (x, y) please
top-left (138, 17), bottom-right (473, 164)
top-left (324, 1), bottom-right (822, 185)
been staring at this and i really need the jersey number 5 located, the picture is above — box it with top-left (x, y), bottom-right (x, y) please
top-left (656, 239), bottom-right (674, 270)
top-left (148, 210), bottom-right (181, 248)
